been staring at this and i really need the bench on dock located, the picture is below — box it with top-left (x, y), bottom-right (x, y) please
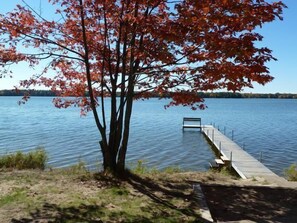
top-left (182, 117), bottom-right (201, 130)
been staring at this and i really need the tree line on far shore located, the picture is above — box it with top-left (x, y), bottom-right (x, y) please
top-left (1, 89), bottom-right (296, 99)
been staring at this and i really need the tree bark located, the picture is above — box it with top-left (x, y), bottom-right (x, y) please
top-left (117, 95), bottom-right (134, 174)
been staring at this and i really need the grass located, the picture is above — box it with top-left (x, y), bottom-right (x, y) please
top-left (130, 160), bottom-right (182, 175)
top-left (285, 164), bottom-right (297, 181)
top-left (2, 152), bottom-right (295, 222)
top-left (1, 163), bottom-right (232, 222)
top-left (0, 148), bottom-right (47, 170)
top-left (0, 188), bottom-right (28, 207)
top-left (0, 159), bottom-right (296, 222)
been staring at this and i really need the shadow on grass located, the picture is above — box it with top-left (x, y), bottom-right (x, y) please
top-left (201, 184), bottom-right (297, 223)
top-left (11, 202), bottom-right (157, 223)
top-left (11, 200), bottom-right (208, 223)
top-left (127, 173), bottom-right (211, 223)
top-left (11, 172), bottom-right (211, 223)
top-left (11, 203), bottom-right (103, 223)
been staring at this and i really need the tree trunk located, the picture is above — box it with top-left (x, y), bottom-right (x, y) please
top-left (116, 89), bottom-right (134, 175)
top-left (100, 141), bottom-right (118, 174)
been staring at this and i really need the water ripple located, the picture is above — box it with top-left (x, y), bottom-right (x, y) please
top-left (1, 97), bottom-right (296, 175)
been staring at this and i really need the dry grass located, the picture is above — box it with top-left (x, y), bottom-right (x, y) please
top-left (0, 148), bottom-right (47, 170)
top-left (0, 167), bottom-right (296, 223)
top-left (0, 167), bottom-right (220, 223)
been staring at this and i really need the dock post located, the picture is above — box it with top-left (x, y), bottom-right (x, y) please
top-left (224, 127), bottom-right (226, 135)
top-left (229, 151), bottom-right (233, 170)
top-left (218, 125), bottom-right (220, 131)
top-left (231, 130), bottom-right (234, 140)
top-left (260, 151), bottom-right (263, 162)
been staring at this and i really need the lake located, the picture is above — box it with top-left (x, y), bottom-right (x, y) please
top-left (0, 97), bottom-right (296, 176)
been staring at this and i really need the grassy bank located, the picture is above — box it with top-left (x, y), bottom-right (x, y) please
top-left (2, 167), bottom-right (297, 223)
top-left (0, 148), bottom-right (47, 170)
top-left (285, 164), bottom-right (297, 181)
top-left (1, 151), bottom-right (297, 222)
top-left (0, 165), bottom-right (233, 223)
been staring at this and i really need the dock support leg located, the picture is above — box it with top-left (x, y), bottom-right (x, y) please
top-left (229, 152), bottom-right (233, 170)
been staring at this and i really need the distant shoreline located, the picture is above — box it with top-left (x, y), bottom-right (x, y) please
top-left (1, 89), bottom-right (297, 99)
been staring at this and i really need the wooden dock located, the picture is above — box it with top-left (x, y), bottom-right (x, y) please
top-left (202, 125), bottom-right (286, 182)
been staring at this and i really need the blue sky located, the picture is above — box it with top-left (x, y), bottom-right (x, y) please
top-left (0, 0), bottom-right (296, 93)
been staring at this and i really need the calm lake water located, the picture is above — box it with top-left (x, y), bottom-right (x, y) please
top-left (0, 97), bottom-right (296, 176)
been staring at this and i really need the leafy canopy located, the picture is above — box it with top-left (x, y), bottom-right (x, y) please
top-left (0, 0), bottom-right (285, 111)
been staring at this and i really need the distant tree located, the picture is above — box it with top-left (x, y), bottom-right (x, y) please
top-left (0, 0), bottom-right (285, 175)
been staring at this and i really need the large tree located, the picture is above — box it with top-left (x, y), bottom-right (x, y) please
top-left (0, 0), bottom-right (285, 175)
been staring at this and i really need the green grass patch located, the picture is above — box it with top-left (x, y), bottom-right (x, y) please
top-left (59, 160), bottom-right (89, 174)
top-left (1, 168), bottom-right (238, 222)
top-left (130, 160), bottom-right (182, 175)
top-left (130, 160), bottom-right (151, 174)
top-left (108, 186), bottom-right (130, 196)
top-left (0, 188), bottom-right (28, 207)
top-left (1, 161), bottom-right (237, 222)
top-left (285, 164), bottom-right (297, 181)
top-left (162, 166), bottom-right (182, 174)
top-left (0, 148), bottom-right (47, 170)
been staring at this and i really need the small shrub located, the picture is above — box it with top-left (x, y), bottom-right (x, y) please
top-left (131, 160), bottom-right (148, 174)
top-left (285, 164), bottom-right (297, 181)
top-left (0, 148), bottom-right (47, 170)
top-left (130, 160), bottom-right (183, 175)
top-left (65, 160), bottom-right (89, 174)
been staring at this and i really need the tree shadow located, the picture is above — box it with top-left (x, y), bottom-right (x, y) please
top-left (10, 172), bottom-right (211, 223)
top-left (127, 173), bottom-right (212, 223)
top-left (11, 203), bottom-right (104, 223)
top-left (201, 184), bottom-right (297, 223)
top-left (11, 202), bottom-right (155, 223)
